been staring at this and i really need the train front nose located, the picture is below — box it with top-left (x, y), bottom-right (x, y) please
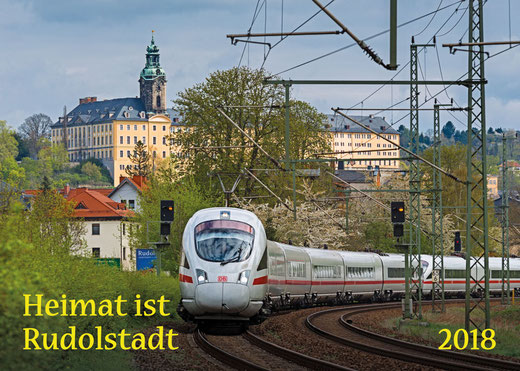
top-left (196, 283), bottom-right (250, 314)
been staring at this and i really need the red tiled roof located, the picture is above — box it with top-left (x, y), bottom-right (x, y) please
top-left (67, 188), bottom-right (134, 218)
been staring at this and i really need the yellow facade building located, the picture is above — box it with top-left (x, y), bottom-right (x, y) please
top-left (51, 35), bottom-right (184, 186)
top-left (327, 114), bottom-right (400, 170)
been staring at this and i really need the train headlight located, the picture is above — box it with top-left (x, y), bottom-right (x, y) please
top-left (196, 269), bottom-right (208, 284)
top-left (237, 270), bottom-right (250, 285)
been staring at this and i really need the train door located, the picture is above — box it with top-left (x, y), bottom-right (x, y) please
top-left (267, 241), bottom-right (286, 296)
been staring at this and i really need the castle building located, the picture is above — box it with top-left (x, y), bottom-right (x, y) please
top-left (327, 114), bottom-right (400, 170)
top-left (50, 34), bottom-right (185, 186)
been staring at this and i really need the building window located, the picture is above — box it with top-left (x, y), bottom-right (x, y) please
top-left (127, 150), bottom-right (131, 157)
top-left (134, 136), bottom-right (137, 144)
top-left (122, 223), bottom-right (126, 235)
top-left (162, 125), bottom-right (166, 131)
top-left (153, 137), bottom-right (156, 145)
top-left (142, 136), bottom-right (146, 144)
top-left (128, 200), bottom-right (135, 209)
top-left (153, 125), bottom-right (156, 131)
top-left (162, 151), bottom-right (166, 158)
top-left (120, 150), bottom-right (123, 157)
top-left (123, 247), bottom-right (126, 260)
top-left (142, 125), bottom-right (146, 130)
top-left (127, 136), bottom-right (130, 144)
top-left (120, 136), bottom-right (123, 144)
top-left (127, 125), bottom-right (130, 130)
top-left (120, 125), bottom-right (123, 130)
top-left (92, 247), bottom-right (100, 258)
top-left (134, 125), bottom-right (137, 130)
top-left (92, 223), bottom-right (100, 235)
top-left (162, 137), bottom-right (166, 145)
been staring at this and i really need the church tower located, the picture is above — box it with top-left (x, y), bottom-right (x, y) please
top-left (139, 32), bottom-right (167, 113)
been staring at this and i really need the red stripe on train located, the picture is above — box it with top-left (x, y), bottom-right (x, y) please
top-left (253, 275), bottom-right (268, 285)
top-left (179, 273), bottom-right (193, 283)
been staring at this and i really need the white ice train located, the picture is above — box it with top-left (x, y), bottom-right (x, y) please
top-left (177, 208), bottom-right (520, 325)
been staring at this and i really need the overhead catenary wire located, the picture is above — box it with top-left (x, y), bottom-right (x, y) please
top-left (413, 0), bottom-right (444, 38)
top-left (269, 0), bottom-right (464, 77)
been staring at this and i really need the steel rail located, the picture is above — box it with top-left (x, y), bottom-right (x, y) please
top-left (243, 330), bottom-right (353, 371)
top-left (193, 329), bottom-right (267, 371)
top-left (339, 306), bottom-right (520, 371)
top-left (303, 302), bottom-right (519, 371)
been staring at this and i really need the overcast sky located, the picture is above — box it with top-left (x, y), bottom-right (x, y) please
top-left (1, 0), bottom-right (518, 132)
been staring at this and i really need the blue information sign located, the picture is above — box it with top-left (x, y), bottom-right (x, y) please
top-left (136, 249), bottom-right (157, 271)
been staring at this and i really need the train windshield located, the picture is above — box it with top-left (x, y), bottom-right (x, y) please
top-left (195, 220), bottom-right (254, 263)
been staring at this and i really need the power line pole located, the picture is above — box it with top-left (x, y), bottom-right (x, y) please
top-left (407, 40), bottom-right (434, 319)
top-left (432, 102), bottom-right (448, 313)
top-left (465, 0), bottom-right (490, 333)
top-left (501, 133), bottom-right (511, 305)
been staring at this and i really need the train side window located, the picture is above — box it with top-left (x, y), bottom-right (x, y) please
top-left (257, 248), bottom-right (267, 271)
top-left (180, 252), bottom-right (190, 269)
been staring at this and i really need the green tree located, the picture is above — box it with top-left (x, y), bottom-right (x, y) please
top-left (441, 121), bottom-right (455, 139)
top-left (81, 162), bottom-right (102, 182)
top-left (19, 113), bottom-right (52, 159)
top-left (27, 184), bottom-right (86, 255)
top-left (126, 140), bottom-right (151, 177)
top-left (0, 120), bottom-right (18, 161)
top-left (129, 174), bottom-right (218, 273)
top-left (174, 67), bottom-right (329, 197)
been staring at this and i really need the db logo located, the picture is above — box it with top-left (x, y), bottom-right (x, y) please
top-left (217, 276), bottom-right (228, 282)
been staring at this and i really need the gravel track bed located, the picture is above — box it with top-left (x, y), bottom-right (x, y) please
top-left (349, 303), bottom-right (520, 363)
top-left (205, 333), bottom-right (307, 370)
top-left (250, 306), bottom-right (436, 371)
top-left (132, 322), bottom-right (225, 371)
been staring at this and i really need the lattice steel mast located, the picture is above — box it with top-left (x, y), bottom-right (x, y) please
top-left (465, 0), bottom-right (490, 333)
top-left (431, 102), bottom-right (448, 313)
top-left (501, 133), bottom-right (510, 305)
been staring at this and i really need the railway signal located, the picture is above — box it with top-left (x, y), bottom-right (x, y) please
top-left (391, 202), bottom-right (405, 223)
top-left (160, 200), bottom-right (174, 236)
top-left (454, 231), bottom-right (461, 252)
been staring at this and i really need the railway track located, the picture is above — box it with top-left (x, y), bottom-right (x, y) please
top-left (306, 303), bottom-right (520, 371)
top-left (193, 327), bottom-right (353, 371)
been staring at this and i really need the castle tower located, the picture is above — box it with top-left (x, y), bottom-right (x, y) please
top-left (139, 32), bottom-right (167, 113)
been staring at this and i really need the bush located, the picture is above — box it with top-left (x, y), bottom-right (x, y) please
top-left (0, 203), bottom-right (180, 370)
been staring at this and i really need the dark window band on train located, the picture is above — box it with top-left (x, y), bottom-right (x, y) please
top-left (491, 270), bottom-right (520, 279)
top-left (445, 269), bottom-right (466, 279)
top-left (387, 267), bottom-right (405, 278)
top-left (347, 267), bottom-right (374, 279)
top-left (290, 262), bottom-right (307, 277)
top-left (313, 265), bottom-right (341, 279)
top-left (181, 252), bottom-right (190, 269)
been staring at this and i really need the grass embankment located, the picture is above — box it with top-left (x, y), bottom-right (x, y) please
top-left (1, 233), bottom-right (180, 371)
top-left (383, 304), bottom-right (520, 358)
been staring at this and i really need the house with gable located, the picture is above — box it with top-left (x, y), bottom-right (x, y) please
top-left (108, 175), bottom-right (146, 212)
top-left (66, 188), bottom-right (135, 270)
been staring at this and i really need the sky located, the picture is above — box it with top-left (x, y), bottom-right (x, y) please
top-left (1, 0), bottom-right (519, 132)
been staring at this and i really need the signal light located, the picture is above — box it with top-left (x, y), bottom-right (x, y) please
top-left (391, 201), bottom-right (405, 223)
top-left (454, 231), bottom-right (461, 252)
top-left (160, 200), bottom-right (174, 222)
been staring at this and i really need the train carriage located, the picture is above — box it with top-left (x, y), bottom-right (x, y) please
top-left (339, 251), bottom-right (384, 301)
top-left (178, 207), bottom-right (520, 326)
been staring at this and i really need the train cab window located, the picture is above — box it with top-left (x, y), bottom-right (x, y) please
top-left (180, 251), bottom-right (190, 269)
top-left (257, 248), bottom-right (267, 271)
top-left (194, 220), bottom-right (254, 263)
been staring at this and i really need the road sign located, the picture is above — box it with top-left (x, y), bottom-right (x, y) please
top-left (136, 249), bottom-right (157, 271)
